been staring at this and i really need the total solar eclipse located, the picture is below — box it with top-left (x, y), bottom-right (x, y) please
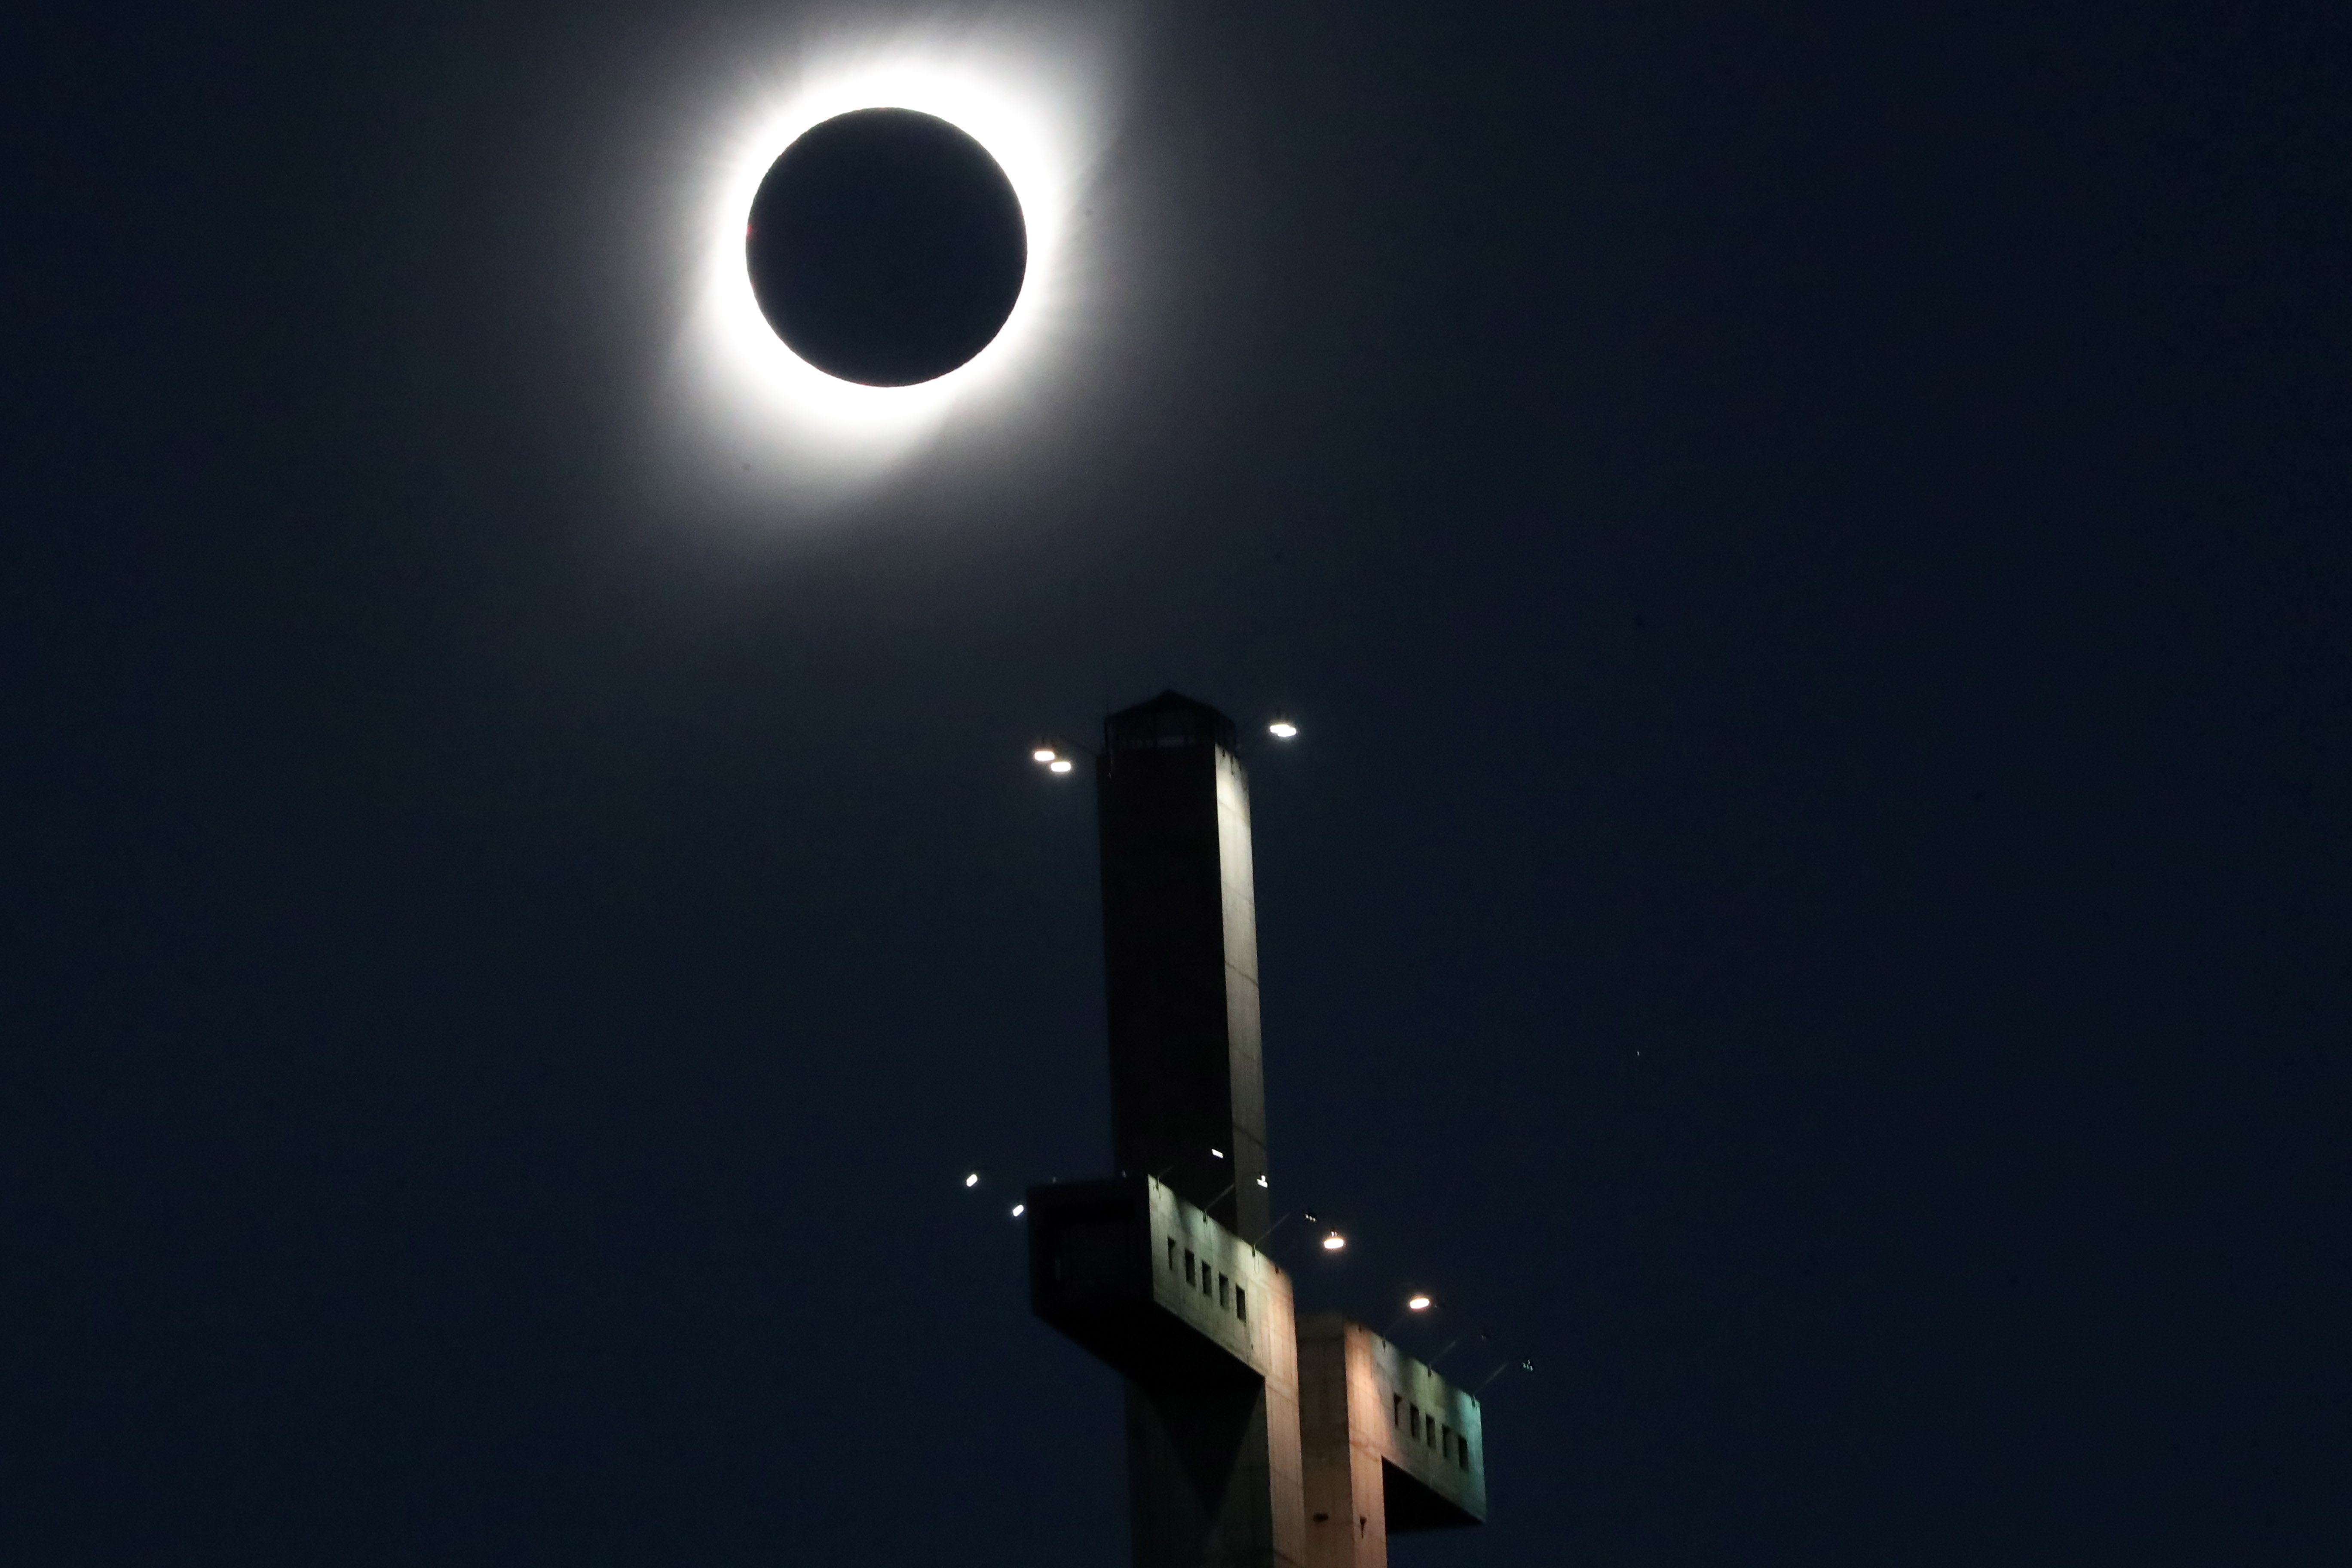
top-left (744, 107), bottom-right (1028, 387)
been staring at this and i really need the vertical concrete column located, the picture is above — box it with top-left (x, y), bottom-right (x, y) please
top-left (1097, 693), bottom-right (1271, 1241)
top-left (1120, 1237), bottom-right (1303, 1568)
top-left (1297, 1314), bottom-right (1389, 1568)
top-left (1263, 1261), bottom-right (1308, 1568)
top-left (1213, 744), bottom-right (1269, 1240)
top-left (1122, 1381), bottom-right (1279, 1568)
top-left (1097, 692), bottom-right (1296, 1568)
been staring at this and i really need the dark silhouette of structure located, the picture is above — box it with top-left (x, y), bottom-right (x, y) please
top-left (1028, 692), bottom-right (1488, 1568)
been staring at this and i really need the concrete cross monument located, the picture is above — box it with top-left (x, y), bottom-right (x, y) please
top-left (1026, 692), bottom-right (1489, 1568)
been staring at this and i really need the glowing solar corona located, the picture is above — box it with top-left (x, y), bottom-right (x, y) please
top-left (668, 20), bottom-right (1118, 510)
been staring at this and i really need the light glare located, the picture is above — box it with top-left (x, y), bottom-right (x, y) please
top-left (1049, 758), bottom-right (1074, 774)
top-left (1408, 1294), bottom-right (1432, 1311)
top-left (665, 16), bottom-right (1124, 511)
top-left (1033, 747), bottom-right (1058, 763)
top-left (1322, 1233), bottom-right (1347, 1252)
top-left (965, 1173), bottom-right (980, 1188)
top-left (1268, 720), bottom-right (1298, 738)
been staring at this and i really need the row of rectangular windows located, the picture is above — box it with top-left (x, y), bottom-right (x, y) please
top-left (1153, 1232), bottom-right (1469, 1474)
top-left (1394, 1395), bottom-right (1473, 1472)
top-left (1168, 1237), bottom-right (1248, 1323)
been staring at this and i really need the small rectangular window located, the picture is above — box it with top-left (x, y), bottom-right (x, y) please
top-left (1459, 1436), bottom-right (1473, 1470)
top-left (1218, 1273), bottom-right (1230, 1308)
top-left (1184, 1249), bottom-right (1196, 1285)
top-left (1442, 1428), bottom-right (1452, 1459)
top-left (1168, 1237), bottom-right (1178, 1272)
top-left (1392, 1395), bottom-right (1403, 1427)
top-left (1410, 1408), bottom-right (1421, 1439)
top-left (1235, 1286), bottom-right (1247, 1322)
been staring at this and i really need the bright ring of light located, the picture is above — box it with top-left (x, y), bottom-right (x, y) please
top-left (696, 50), bottom-right (1075, 447)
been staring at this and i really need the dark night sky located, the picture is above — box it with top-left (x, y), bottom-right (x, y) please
top-left (4, 2), bottom-right (2346, 1563)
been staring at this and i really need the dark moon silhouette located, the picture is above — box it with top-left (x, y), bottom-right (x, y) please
top-left (744, 108), bottom-right (1028, 387)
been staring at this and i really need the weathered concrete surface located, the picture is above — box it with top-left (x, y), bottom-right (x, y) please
top-left (1030, 1176), bottom-right (1303, 1568)
top-left (1097, 693), bottom-right (1270, 1243)
top-left (1297, 1313), bottom-right (1487, 1568)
